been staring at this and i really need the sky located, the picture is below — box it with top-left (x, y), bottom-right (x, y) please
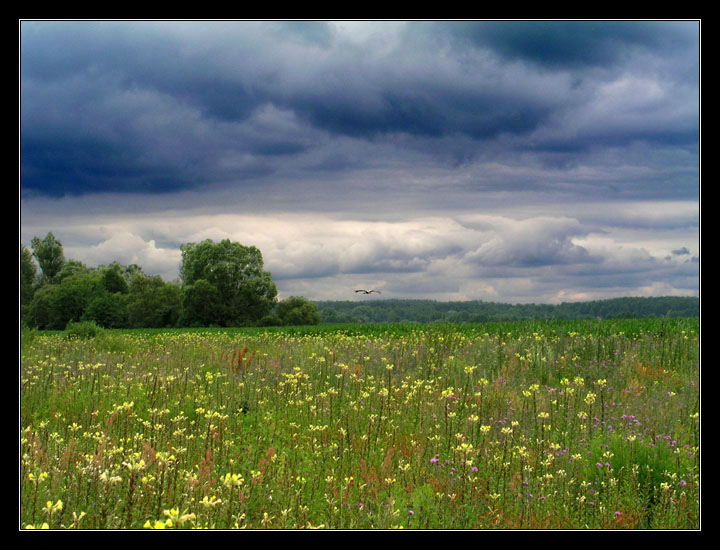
top-left (19, 20), bottom-right (700, 303)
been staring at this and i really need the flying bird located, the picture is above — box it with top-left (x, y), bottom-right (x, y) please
top-left (355, 289), bottom-right (381, 294)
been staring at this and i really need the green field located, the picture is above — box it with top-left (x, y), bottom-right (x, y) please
top-left (20, 318), bottom-right (700, 529)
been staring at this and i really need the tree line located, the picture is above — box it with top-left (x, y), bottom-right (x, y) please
top-left (20, 233), bottom-right (320, 330)
top-left (316, 296), bottom-right (699, 324)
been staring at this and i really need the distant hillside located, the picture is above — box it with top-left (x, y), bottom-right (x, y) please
top-left (314, 296), bottom-right (699, 324)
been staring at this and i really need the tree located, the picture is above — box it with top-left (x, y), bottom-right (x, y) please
top-left (100, 265), bottom-right (129, 294)
top-left (180, 279), bottom-right (223, 327)
top-left (179, 239), bottom-right (277, 326)
top-left (276, 296), bottom-right (320, 326)
top-left (31, 232), bottom-right (65, 284)
top-left (82, 290), bottom-right (128, 328)
top-left (25, 271), bottom-right (100, 330)
top-left (21, 246), bottom-right (37, 317)
top-left (126, 273), bottom-right (181, 328)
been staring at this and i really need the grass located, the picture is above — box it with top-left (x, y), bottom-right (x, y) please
top-left (20, 318), bottom-right (699, 529)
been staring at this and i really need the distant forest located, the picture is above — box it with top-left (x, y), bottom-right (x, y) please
top-left (315, 296), bottom-right (700, 324)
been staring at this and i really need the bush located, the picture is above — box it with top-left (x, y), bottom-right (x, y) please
top-left (276, 296), bottom-right (320, 326)
top-left (65, 320), bottom-right (104, 339)
top-left (82, 291), bottom-right (128, 328)
top-left (257, 314), bottom-right (283, 326)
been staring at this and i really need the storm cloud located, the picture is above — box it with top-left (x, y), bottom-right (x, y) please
top-left (20, 20), bottom-right (700, 303)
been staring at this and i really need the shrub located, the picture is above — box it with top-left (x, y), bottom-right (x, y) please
top-left (65, 320), bottom-right (104, 339)
top-left (276, 296), bottom-right (320, 326)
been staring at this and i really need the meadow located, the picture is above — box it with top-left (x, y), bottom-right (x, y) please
top-left (20, 318), bottom-right (700, 529)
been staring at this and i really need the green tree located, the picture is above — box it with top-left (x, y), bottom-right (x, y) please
top-left (55, 259), bottom-right (90, 282)
top-left (31, 232), bottom-right (65, 284)
top-left (21, 246), bottom-right (37, 318)
top-left (276, 296), bottom-right (320, 326)
top-left (180, 279), bottom-right (223, 327)
top-left (25, 271), bottom-right (100, 330)
top-left (126, 274), bottom-right (182, 328)
top-left (100, 265), bottom-right (129, 294)
top-left (179, 239), bottom-right (277, 326)
top-left (82, 290), bottom-right (128, 328)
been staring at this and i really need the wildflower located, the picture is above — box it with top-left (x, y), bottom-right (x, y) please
top-left (199, 495), bottom-right (223, 508)
top-left (144, 519), bottom-right (173, 529)
top-left (43, 500), bottom-right (63, 514)
top-left (221, 472), bottom-right (244, 488)
top-left (28, 472), bottom-right (49, 483)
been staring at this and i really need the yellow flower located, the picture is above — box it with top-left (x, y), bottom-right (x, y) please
top-left (144, 519), bottom-right (172, 529)
top-left (199, 495), bottom-right (222, 508)
top-left (42, 499), bottom-right (63, 513)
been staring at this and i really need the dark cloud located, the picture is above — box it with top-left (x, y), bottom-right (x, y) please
top-left (19, 19), bottom-right (700, 232)
top-left (428, 20), bottom-right (699, 69)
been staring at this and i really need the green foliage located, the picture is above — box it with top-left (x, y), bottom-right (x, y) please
top-left (316, 296), bottom-right (699, 324)
top-left (30, 232), bottom-right (65, 284)
top-left (180, 279), bottom-right (223, 327)
top-left (82, 290), bottom-right (128, 328)
top-left (257, 314), bottom-right (283, 327)
top-left (20, 246), bottom-right (37, 317)
top-left (126, 274), bottom-right (181, 328)
top-left (55, 259), bottom-right (91, 282)
top-left (276, 296), bottom-right (320, 326)
top-left (100, 265), bottom-right (129, 294)
top-left (25, 271), bottom-right (101, 330)
top-left (179, 238), bottom-right (277, 326)
top-left (64, 319), bottom-right (104, 339)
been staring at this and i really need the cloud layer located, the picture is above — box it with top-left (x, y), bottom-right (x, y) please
top-left (20, 20), bottom-right (700, 303)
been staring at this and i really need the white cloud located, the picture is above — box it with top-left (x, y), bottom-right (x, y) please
top-left (65, 231), bottom-right (181, 281)
top-left (21, 202), bottom-right (698, 303)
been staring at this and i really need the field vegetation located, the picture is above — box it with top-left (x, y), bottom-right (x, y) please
top-left (20, 318), bottom-right (699, 529)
